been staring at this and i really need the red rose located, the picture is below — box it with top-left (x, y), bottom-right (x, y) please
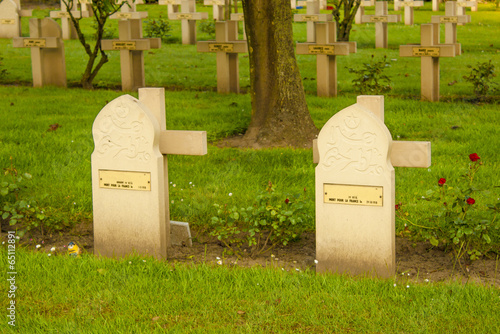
top-left (285, 198), bottom-right (290, 204)
top-left (438, 178), bottom-right (446, 186)
top-left (466, 198), bottom-right (475, 205)
top-left (469, 153), bottom-right (480, 162)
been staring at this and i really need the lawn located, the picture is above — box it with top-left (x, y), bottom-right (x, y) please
top-left (0, 1), bottom-right (499, 332)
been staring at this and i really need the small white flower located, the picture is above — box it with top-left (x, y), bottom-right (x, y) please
top-left (36, 244), bottom-right (41, 249)
top-left (217, 260), bottom-right (222, 265)
top-left (189, 182), bottom-right (192, 185)
top-left (427, 168), bottom-right (431, 172)
top-left (407, 273), bottom-right (411, 276)
top-left (391, 59), bottom-right (397, 62)
top-left (1, 241), bottom-right (4, 244)
top-left (170, 182), bottom-right (172, 184)
top-left (424, 279), bottom-right (429, 282)
top-left (216, 257), bottom-right (221, 260)
top-left (173, 184), bottom-right (176, 187)
top-left (16, 236), bottom-right (20, 240)
top-left (271, 254), bottom-right (275, 258)
top-left (48, 254), bottom-right (51, 257)
top-left (50, 247), bottom-right (56, 252)
top-left (27, 204), bottom-right (30, 208)
top-left (393, 284), bottom-right (397, 287)
top-left (73, 202), bottom-right (76, 205)
top-left (143, 260), bottom-right (146, 262)
top-left (406, 285), bottom-right (410, 288)
top-left (181, 199), bottom-right (183, 202)
top-left (229, 193), bottom-right (233, 196)
top-left (314, 259), bottom-right (319, 264)
top-left (129, 261), bottom-right (132, 264)
top-left (295, 268), bottom-right (300, 272)
top-left (171, 200), bottom-right (174, 204)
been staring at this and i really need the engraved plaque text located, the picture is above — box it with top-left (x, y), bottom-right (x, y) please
top-left (24, 39), bottom-right (46, 47)
top-left (412, 47), bottom-right (440, 56)
top-left (112, 41), bottom-right (137, 50)
top-left (209, 43), bottom-right (234, 52)
top-left (324, 184), bottom-right (383, 206)
top-left (99, 170), bottom-right (151, 191)
top-left (308, 45), bottom-right (335, 55)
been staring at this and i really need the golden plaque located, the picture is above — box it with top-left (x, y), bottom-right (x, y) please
top-left (412, 47), bottom-right (440, 57)
top-left (1, 19), bottom-right (16, 25)
top-left (208, 43), bottom-right (234, 52)
top-left (308, 45), bottom-right (335, 55)
top-left (324, 184), bottom-right (383, 206)
top-left (99, 170), bottom-right (151, 191)
top-left (440, 17), bottom-right (458, 23)
top-left (117, 13), bottom-right (132, 19)
top-left (112, 41), bottom-right (137, 50)
top-left (56, 12), bottom-right (70, 18)
top-left (177, 14), bottom-right (193, 19)
top-left (23, 39), bottom-right (46, 47)
top-left (370, 16), bottom-right (388, 22)
top-left (302, 15), bottom-right (319, 21)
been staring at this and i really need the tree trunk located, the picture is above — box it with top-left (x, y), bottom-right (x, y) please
top-left (332, 0), bottom-right (361, 41)
top-left (241, 0), bottom-right (318, 148)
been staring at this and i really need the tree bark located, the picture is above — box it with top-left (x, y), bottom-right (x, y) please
top-left (241, 0), bottom-right (318, 148)
top-left (332, 0), bottom-right (361, 41)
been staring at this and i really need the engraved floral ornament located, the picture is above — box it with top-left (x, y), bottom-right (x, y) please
top-left (321, 109), bottom-right (386, 175)
top-left (94, 98), bottom-right (153, 162)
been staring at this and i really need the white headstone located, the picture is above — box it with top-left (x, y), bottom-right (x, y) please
top-left (315, 96), bottom-right (431, 277)
top-left (92, 94), bottom-right (168, 259)
top-left (0, 0), bottom-right (21, 38)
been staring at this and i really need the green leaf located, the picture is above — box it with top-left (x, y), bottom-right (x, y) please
top-left (430, 237), bottom-right (439, 247)
top-left (483, 234), bottom-right (491, 244)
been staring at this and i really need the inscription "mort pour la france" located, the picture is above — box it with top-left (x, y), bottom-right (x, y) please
top-left (99, 170), bottom-right (151, 191)
top-left (323, 184), bottom-right (383, 206)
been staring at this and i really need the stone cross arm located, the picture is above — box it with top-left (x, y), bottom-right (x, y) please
top-left (313, 139), bottom-right (431, 167)
top-left (362, 14), bottom-right (401, 23)
top-left (294, 14), bottom-right (333, 22)
top-left (13, 37), bottom-right (60, 48)
top-left (101, 38), bottom-right (161, 51)
top-left (431, 15), bottom-right (471, 24)
top-left (160, 130), bottom-right (207, 156)
top-left (110, 12), bottom-right (148, 20)
top-left (400, 44), bottom-right (456, 58)
top-left (400, 0), bottom-right (424, 6)
top-left (160, 0), bottom-right (182, 4)
top-left (197, 40), bottom-right (248, 53)
top-left (296, 42), bottom-right (350, 56)
top-left (50, 11), bottom-right (89, 19)
top-left (168, 12), bottom-right (208, 20)
top-left (204, 0), bottom-right (224, 4)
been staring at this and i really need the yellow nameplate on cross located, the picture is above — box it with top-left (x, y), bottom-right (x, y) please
top-left (1, 19), bottom-right (16, 25)
top-left (116, 13), bottom-right (132, 19)
top-left (303, 15), bottom-right (319, 21)
top-left (209, 43), bottom-right (234, 52)
top-left (412, 47), bottom-right (440, 56)
top-left (24, 39), bottom-right (46, 47)
top-left (308, 45), bottom-right (335, 55)
top-left (324, 184), bottom-right (383, 206)
top-left (177, 13), bottom-right (193, 19)
top-left (55, 12), bottom-right (70, 18)
top-left (370, 16), bottom-right (388, 22)
top-left (440, 17), bottom-right (458, 23)
top-left (112, 41), bottom-right (137, 50)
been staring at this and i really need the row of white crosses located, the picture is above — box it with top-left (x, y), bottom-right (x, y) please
top-left (0, 0), bottom-right (32, 38)
top-left (49, 0), bottom-right (92, 40)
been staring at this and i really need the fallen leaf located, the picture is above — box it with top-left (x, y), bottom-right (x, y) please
top-left (237, 310), bottom-right (245, 315)
top-left (152, 316), bottom-right (160, 321)
top-left (47, 123), bottom-right (61, 132)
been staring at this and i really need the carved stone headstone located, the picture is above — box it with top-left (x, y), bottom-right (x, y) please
top-left (315, 95), bottom-right (431, 277)
top-left (0, 0), bottom-right (32, 38)
top-left (92, 88), bottom-right (207, 259)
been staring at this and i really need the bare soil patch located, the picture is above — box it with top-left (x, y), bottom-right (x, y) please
top-left (4, 220), bottom-right (499, 287)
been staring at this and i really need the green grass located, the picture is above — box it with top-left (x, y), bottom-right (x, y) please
top-left (1, 247), bottom-right (499, 333)
top-left (0, 3), bottom-right (499, 331)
